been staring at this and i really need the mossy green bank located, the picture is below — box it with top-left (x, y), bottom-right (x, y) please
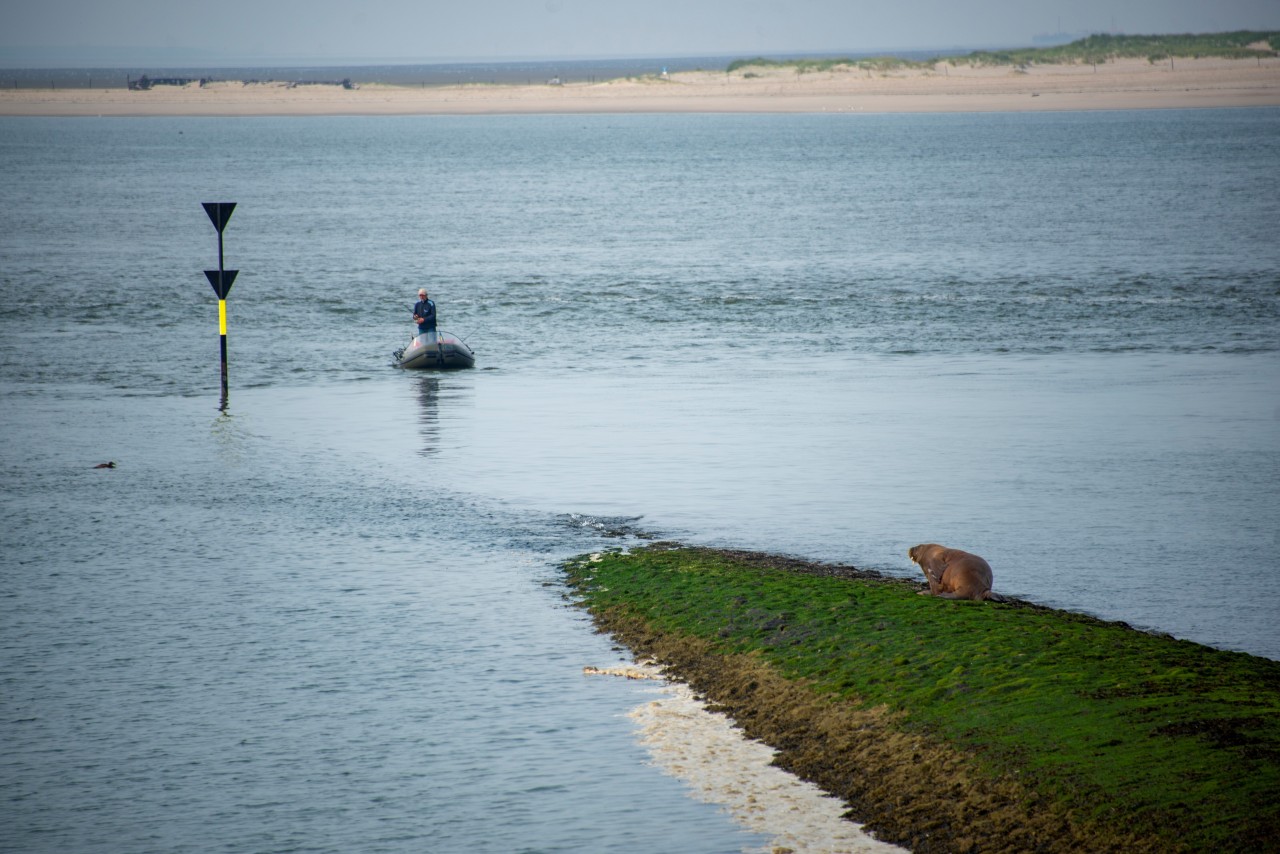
top-left (563, 545), bottom-right (1280, 853)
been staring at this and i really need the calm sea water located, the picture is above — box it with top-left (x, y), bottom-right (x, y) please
top-left (3, 109), bottom-right (1279, 853)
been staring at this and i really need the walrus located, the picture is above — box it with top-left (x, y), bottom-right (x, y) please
top-left (908, 543), bottom-right (997, 601)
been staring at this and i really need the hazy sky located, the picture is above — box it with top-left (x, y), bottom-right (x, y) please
top-left (6, 0), bottom-right (1280, 64)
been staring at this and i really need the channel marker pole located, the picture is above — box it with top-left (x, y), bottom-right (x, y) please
top-left (202, 202), bottom-right (238, 409)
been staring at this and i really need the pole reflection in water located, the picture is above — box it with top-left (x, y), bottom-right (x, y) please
top-left (415, 375), bottom-right (440, 458)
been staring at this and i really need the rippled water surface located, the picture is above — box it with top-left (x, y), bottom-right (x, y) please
top-left (3, 109), bottom-right (1279, 852)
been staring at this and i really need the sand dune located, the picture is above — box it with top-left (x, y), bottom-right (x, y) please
top-left (2, 56), bottom-right (1278, 116)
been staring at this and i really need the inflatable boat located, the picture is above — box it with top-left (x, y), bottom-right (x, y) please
top-left (393, 331), bottom-right (476, 370)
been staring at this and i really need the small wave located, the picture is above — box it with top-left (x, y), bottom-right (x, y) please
top-left (560, 513), bottom-right (659, 540)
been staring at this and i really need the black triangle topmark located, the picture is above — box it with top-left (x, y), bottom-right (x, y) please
top-left (202, 202), bottom-right (236, 233)
top-left (205, 269), bottom-right (239, 299)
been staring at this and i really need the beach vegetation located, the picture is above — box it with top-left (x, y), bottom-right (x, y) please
top-left (564, 544), bottom-right (1280, 852)
top-left (727, 55), bottom-right (921, 76)
top-left (725, 57), bottom-right (776, 73)
top-left (725, 30), bottom-right (1280, 75)
top-left (966, 31), bottom-right (1279, 67)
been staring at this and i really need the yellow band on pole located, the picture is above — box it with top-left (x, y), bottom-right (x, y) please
top-left (218, 299), bottom-right (227, 336)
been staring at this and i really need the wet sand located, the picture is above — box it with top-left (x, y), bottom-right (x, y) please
top-left (2, 56), bottom-right (1278, 116)
top-left (583, 661), bottom-right (905, 852)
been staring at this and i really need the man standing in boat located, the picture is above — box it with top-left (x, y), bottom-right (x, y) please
top-left (413, 288), bottom-right (437, 345)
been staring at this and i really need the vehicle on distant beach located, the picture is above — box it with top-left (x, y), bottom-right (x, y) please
top-left (392, 331), bottom-right (476, 370)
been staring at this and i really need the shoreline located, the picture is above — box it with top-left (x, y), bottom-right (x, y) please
top-left (2, 56), bottom-right (1279, 116)
top-left (585, 662), bottom-right (907, 852)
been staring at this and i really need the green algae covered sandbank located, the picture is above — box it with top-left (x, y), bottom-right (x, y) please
top-left (562, 544), bottom-right (1280, 853)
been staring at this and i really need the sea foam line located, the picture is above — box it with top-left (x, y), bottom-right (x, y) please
top-left (590, 662), bottom-right (906, 854)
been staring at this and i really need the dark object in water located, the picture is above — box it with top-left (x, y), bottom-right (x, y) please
top-left (94, 462), bottom-right (116, 469)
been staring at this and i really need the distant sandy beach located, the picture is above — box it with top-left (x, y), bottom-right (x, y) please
top-left (3, 56), bottom-right (1279, 116)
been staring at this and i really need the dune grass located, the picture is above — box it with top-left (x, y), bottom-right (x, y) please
top-left (966, 31), bottom-right (1280, 66)
top-left (725, 30), bottom-right (1280, 75)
